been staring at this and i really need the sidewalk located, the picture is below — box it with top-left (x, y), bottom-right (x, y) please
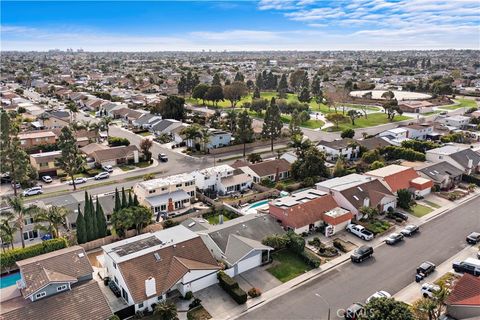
top-left (215, 191), bottom-right (480, 320)
top-left (394, 245), bottom-right (478, 304)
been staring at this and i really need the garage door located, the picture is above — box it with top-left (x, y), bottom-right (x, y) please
top-left (237, 251), bottom-right (262, 274)
top-left (190, 271), bottom-right (218, 292)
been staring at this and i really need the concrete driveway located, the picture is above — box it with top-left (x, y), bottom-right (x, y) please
top-left (235, 266), bottom-right (281, 293)
top-left (195, 284), bottom-right (239, 319)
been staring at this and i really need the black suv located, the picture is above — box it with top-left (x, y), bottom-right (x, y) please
top-left (416, 261), bottom-right (436, 282)
top-left (351, 246), bottom-right (374, 263)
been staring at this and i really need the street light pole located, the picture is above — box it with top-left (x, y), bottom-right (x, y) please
top-left (315, 293), bottom-right (331, 320)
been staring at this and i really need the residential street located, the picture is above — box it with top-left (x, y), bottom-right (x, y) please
top-left (238, 196), bottom-right (480, 320)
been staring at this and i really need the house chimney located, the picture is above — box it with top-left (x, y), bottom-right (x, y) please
top-left (467, 158), bottom-right (473, 169)
top-left (363, 197), bottom-right (370, 208)
top-left (145, 276), bottom-right (156, 297)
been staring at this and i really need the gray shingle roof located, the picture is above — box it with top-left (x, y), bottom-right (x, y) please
top-left (417, 161), bottom-right (464, 182)
top-left (449, 149), bottom-right (480, 170)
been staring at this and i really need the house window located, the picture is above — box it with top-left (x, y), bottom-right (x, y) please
top-left (35, 291), bottom-right (46, 299)
top-left (24, 217), bottom-right (34, 225)
top-left (176, 183), bottom-right (182, 188)
top-left (138, 303), bottom-right (144, 309)
top-left (114, 276), bottom-right (119, 284)
top-left (161, 187), bottom-right (167, 191)
top-left (20, 140), bottom-right (26, 145)
top-left (23, 230), bottom-right (38, 240)
top-left (149, 190), bottom-right (156, 194)
top-left (160, 204), bottom-right (167, 211)
top-left (39, 162), bottom-right (49, 168)
top-left (57, 284), bottom-right (68, 292)
top-left (113, 262), bottom-right (117, 269)
top-left (157, 296), bottom-right (163, 301)
top-left (189, 191), bottom-right (195, 197)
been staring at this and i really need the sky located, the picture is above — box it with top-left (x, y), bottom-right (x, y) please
top-left (1, 0), bottom-right (479, 51)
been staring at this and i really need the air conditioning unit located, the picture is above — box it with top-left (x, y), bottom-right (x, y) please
top-left (16, 279), bottom-right (25, 289)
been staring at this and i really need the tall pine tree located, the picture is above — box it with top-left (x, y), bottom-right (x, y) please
top-left (84, 191), bottom-right (95, 242)
top-left (95, 196), bottom-right (107, 238)
top-left (121, 187), bottom-right (128, 208)
top-left (114, 188), bottom-right (121, 212)
top-left (133, 194), bottom-right (139, 206)
top-left (76, 204), bottom-right (87, 244)
top-left (128, 190), bottom-right (133, 207)
top-left (262, 103), bottom-right (283, 152)
top-left (90, 195), bottom-right (98, 240)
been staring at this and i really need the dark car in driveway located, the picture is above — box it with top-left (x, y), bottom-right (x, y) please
top-left (391, 211), bottom-right (409, 221)
top-left (351, 246), bottom-right (374, 263)
top-left (466, 232), bottom-right (480, 245)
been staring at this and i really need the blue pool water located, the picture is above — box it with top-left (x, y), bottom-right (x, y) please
top-left (0, 272), bottom-right (21, 289)
top-left (248, 199), bottom-right (270, 209)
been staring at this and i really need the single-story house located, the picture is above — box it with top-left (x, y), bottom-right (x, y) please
top-left (197, 214), bottom-right (284, 276)
top-left (269, 189), bottom-right (352, 235)
top-left (91, 145), bottom-right (141, 167)
top-left (316, 174), bottom-right (397, 218)
top-left (416, 161), bottom-right (464, 190)
top-left (398, 100), bottom-right (434, 114)
top-left (235, 159), bottom-right (291, 183)
top-left (101, 226), bottom-right (220, 314)
top-left (426, 145), bottom-right (480, 174)
top-left (445, 274), bottom-right (480, 320)
top-left (366, 164), bottom-right (433, 196)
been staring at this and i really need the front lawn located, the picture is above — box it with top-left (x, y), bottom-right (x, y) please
top-left (267, 249), bottom-right (313, 282)
top-left (359, 219), bottom-right (391, 235)
top-left (439, 98), bottom-right (477, 110)
top-left (138, 131), bottom-right (152, 136)
top-left (408, 204), bottom-right (433, 217)
top-left (325, 112), bottom-right (411, 132)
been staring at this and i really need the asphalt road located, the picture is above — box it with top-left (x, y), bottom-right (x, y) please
top-left (240, 196), bottom-right (480, 320)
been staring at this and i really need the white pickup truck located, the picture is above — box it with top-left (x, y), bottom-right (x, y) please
top-left (346, 224), bottom-right (374, 241)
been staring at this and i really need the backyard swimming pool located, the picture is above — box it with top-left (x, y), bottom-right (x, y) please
top-left (0, 272), bottom-right (20, 289)
top-left (242, 199), bottom-right (271, 214)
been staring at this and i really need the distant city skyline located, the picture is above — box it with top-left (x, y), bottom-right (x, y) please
top-left (1, 0), bottom-right (479, 51)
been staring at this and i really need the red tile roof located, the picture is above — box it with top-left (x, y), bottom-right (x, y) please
top-left (445, 274), bottom-right (480, 306)
top-left (269, 195), bottom-right (343, 229)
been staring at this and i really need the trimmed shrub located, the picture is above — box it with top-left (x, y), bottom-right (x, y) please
top-left (1, 238), bottom-right (68, 273)
top-left (108, 136), bottom-right (130, 147)
top-left (188, 298), bottom-right (202, 310)
top-left (231, 287), bottom-right (248, 304)
top-left (333, 240), bottom-right (347, 253)
top-left (184, 291), bottom-right (193, 300)
top-left (299, 250), bottom-right (321, 268)
top-left (248, 287), bottom-right (262, 298)
top-left (217, 271), bottom-right (247, 304)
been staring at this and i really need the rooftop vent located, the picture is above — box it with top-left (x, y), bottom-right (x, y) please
top-left (78, 253), bottom-right (85, 258)
top-left (154, 252), bottom-right (161, 262)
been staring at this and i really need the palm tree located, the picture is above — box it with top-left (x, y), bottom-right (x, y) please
top-left (200, 128), bottom-right (212, 154)
top-left (0, 212), bottom-right (18, 250)
top-left (88, 122), bottom-right (101, 142)
top-left (225, 109), bottom-right (237, 134)
top-left (154, 302), bottom-right (178, 320)
top-left (34, 205), bottom-right (69, 239)
top-left (65, 101), bottom-right (78, 122)
top-left (181, 124), bottom-right (202, 149)
top-left (5, 196), bottom-right (41, 248)
top-left (100, 117), bottom-right (113, 138)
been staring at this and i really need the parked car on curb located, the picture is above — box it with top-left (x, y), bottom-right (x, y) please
top-left (350, 245), bottom-right (374, 263)
top-left (23, 186), bottom-right (43, 197)
top-left (466, 232), bottom-right (480, 244)
top-left (102, 165), bottom-right (114, 173)
top-left (158, 153), bottom-right (168, 162)
top-left (416, 261), bottom-right (436, 282)
top-left (421, 283), bottom-right (440, 298)
top-left (400, 224), bottom-right (419, 237)
top-left (346, 224), bottom-right (374, 241)
top-left (452, 258), bottom-right (480, 276)
top-left (366, 291), bottom-right (391, 304)
top-left (68, 177), bottom-right (87, 185)
top-left (95, 172), bottom-right (110, 180)
top-left (385, 233), bottom-right (404, 245)
top-left (344, 303), bottom-right (364, 320)
top-left (41, 175), bottom-right (53, 183)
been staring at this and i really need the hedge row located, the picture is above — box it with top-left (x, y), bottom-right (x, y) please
top-left (217, 271), bottom-right (247, 304)
top-left (0, 238), bottom-right (68, 273)
top-left (462, 174), bottom-right (480, 186)
top-left (299, 250), bottom-right (321, 268)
